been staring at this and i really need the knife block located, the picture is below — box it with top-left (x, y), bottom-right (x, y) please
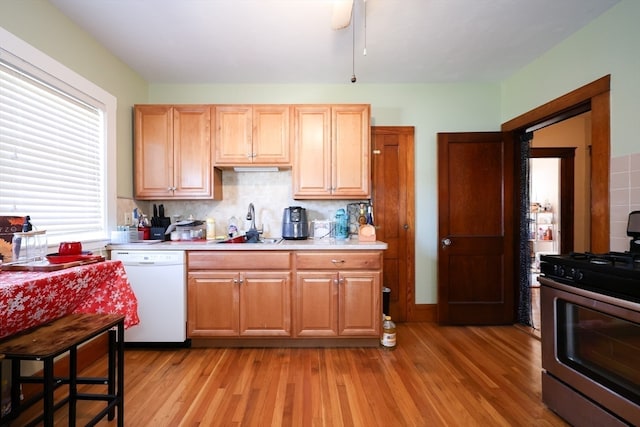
top-left (151, 218), bottom-right (172, 241)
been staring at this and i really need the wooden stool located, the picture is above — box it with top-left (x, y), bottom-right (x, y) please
top-left (0, 313), bottom-right (125, 427)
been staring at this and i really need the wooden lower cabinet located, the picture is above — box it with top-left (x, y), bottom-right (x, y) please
top-left (187, 251), bottom-right (292, 338)
top-left (188, 270), bottom-right (291, 337)
top-left (294, 253), bottom-right (381, 338)
top-left (187, 250), bottom-right (382, 345)
top-left (295, 270), bottom-right (380, 337)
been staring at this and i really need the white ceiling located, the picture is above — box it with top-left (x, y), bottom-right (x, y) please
top-left (48, 0), bottom-right (619, 84)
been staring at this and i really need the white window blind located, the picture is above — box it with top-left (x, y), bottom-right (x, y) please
top-left (0, 60), bottom-right (106, 243)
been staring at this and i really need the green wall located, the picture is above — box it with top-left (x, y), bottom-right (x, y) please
top-left (502, 0), bottom-right (640, 157)
top-left (2, 0), bottom-right (637, 305)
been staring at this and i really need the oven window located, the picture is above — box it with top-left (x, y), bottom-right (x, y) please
top-left (557, 301), bottom-right (640, 404)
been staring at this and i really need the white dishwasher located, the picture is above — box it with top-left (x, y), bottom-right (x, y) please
top-left (111, 250), bottom-right (187, 345)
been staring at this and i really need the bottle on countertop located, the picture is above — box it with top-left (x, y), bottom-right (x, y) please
top-left (228, 216), bottom-right (238, 238)
top-left (22, 215), bottom-right (33, 232)
top-left (381, 316), bottom-right (397, 349)
top-left (357, 203), bottom-right (367, 226)
top-left (366, 205), bottom-right (374, 226)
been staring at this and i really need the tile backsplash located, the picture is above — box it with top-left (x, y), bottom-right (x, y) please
top-left (610, 153), bottom-right (640, 251)
top-left (118, 169), bottom-right (368, 239)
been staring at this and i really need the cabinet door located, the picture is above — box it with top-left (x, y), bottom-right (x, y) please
top-left (214, 105), bottom-right (253, 165)
top-left (331, 105), bottom-right (371, 198)
top-left (252, 105), bottom-right (291, 165)
top-left (240, 271), bottom-right (292, 336)
top-left (338, 271), bottom-right (381, 336)
top-left (134, 105), bottom-right (174, 199)
top-left (173, 105), bottom-right (214, 198)
top-left (294, 271), bottom-right (339, 337)
top-left (292, 105), bottom-right (332, 197)
top-left (187, 272), bottom-right (239, 337)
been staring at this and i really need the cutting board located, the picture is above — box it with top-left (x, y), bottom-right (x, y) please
top-left (1, 256), bottom-right (105, 272)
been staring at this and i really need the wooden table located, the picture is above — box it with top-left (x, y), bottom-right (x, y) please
top-left (0, 260), bottom-right (139, 339)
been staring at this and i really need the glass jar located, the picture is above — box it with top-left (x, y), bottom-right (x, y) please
top-left (12, 230), bottom-right (47, 262)
top-left (335, 209), bottom-right (348, 240)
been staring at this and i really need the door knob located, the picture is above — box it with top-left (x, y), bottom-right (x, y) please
top-left (441, 238), bottom-right (452, 248)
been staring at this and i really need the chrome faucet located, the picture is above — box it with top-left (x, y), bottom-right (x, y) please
top-left (245, 202), bottom-right (260, 242)
top-left (246, 202), bottom-right (257, 231)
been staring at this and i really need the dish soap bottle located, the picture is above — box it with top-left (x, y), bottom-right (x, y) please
top-left (381, 316), bottom-right (397, 349)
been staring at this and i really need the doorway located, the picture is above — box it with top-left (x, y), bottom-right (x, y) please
top-left (526, 113), bottom-right (588, 331)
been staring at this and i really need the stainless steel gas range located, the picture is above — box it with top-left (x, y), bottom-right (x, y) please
top-left (538, 214), bottom-right (640, 426)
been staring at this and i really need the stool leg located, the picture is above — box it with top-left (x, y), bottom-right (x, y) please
top-left (10, 359), bottom-right (20, 419)
top-left (117, 322), bottom-right (124, 427)
top-left (69, 345), bottom-right (78, 426)
top-left (43, 357), bottom-right (54, 427)
top-left (107, 329), bottom-right (115, 421)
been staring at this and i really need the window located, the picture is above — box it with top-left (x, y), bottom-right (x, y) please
top-left (0, 28), bottom-right (117, 247)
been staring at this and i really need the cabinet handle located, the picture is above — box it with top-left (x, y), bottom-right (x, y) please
top-left (333, 278), bottom-right (339, 285)
top-left (331, 259), bottom-right (345, 265)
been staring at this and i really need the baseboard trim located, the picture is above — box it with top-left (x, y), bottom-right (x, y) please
top-left (408, 303), bottom-right (436, 322)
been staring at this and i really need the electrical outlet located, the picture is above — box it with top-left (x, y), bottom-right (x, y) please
top-left (124, 213), bottom-right (132, 225)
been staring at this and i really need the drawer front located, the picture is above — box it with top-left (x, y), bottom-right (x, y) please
top-left (295, 252), bottom-right (381, 270)
top-left (188, 251), bottom-right (291, 270)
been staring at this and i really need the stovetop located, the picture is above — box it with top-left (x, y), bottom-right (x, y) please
top-left (540, 252), bottom-right (640, 303)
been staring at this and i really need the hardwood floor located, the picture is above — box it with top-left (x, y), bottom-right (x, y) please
top-left (10, 323), bottom-right (567, 426)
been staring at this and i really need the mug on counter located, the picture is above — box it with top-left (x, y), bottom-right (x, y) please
top-left (59, 241), bottom-right (82, 255)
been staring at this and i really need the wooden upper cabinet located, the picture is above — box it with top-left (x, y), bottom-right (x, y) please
top-left (134, 105), bottom-right (221, 200)
top-left (214, 105), bottom-right (291, 166)
top-left (293, 104), bottom-right (371, 199)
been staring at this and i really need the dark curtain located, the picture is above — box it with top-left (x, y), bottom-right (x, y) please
top-left (517, 132), bottom-right (533, 326)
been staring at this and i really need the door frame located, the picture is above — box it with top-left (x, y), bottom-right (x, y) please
top-left (502, 75), bottom-right (610, 253)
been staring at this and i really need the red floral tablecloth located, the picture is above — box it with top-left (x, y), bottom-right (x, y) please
top-left (0, 260), bottom-right (139, 339)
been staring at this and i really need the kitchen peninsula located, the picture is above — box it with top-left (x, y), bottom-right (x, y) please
top-left (108, 239), bottom-right (387, 347)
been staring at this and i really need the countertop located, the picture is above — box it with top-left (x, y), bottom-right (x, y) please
top-left (107, 238), bottom-right (388, 251)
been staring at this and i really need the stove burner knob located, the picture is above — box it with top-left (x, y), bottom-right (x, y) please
top-left (555, 265), bottom-right (565, 277)
top-left (573, 269), bottom-right (584, 281)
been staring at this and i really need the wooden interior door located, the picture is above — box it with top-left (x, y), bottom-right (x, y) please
top-left (371, 126), bottom-right (415, 321)
top-left (437, 132), bottom-right (516, 325)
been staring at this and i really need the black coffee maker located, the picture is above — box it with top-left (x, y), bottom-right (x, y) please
top-left (282, 206), bottom-right (309, 240)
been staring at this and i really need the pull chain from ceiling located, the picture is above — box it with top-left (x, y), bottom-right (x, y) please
top-left (351, 15), bottom-right (356, 83)
top-left (363, 0), bottom-right (367, 56)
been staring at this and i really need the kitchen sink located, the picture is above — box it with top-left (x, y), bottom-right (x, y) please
top-left (216, 236), bottom-right (282, 244)
top-left (258, 237), bottom-right (282, 244)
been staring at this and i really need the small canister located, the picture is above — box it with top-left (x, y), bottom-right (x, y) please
top-left (206, 218), bottom-right (216, 240)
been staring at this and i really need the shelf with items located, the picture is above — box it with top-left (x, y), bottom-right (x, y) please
top-left (529, 209), bottom-right (557, 272)
top-left (528, 211), bottom-right (555, 242)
